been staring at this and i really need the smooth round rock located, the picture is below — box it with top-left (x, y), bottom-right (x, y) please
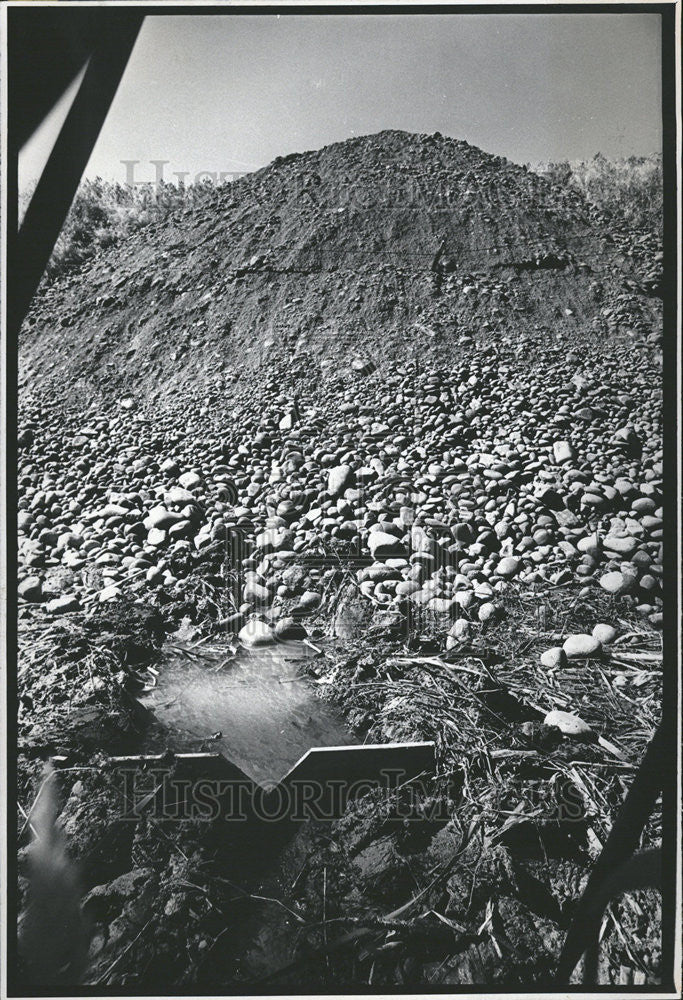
top-left (164, 487), bottom-right (195, 506)
top-left (368, 531), bottom-right (407, 559)
top-left (274, 617), bottom-right (307, 640)
top-left (544, 709), bottom-right (593, 738)
top-left (603, 534), bottom-right (639, 557)
top-left (18, 576), bottom-right (43, 602)
top-left (540, 646), bottom-right (567, 669)
top-left (46, 594), bottom-right (81, 614)
top-left (478, 602), bottom-right (501, 623)
top-left (562, 633), bottom-right (603, 660)
top-left (592, 623), bottom-right (618, 644)
top-left (328, 464), bottom-right (354, 497)
top-left (144, 506), bottom-right (182, 531)
top-left (243, 580), bottom-right (271, 606)
top-left (99, 585), bottom-right (122, 602)
top-left (496, 556), bottom-right (520, 578)
top-left (449, 618), bottom-right (472, 640)
top-left (294, 591), bottom-right (321, 613)
top-left (147, 527), bottom-right (167, 547)
top-left (238, 620), bottom-right (275, 646)
top-left (553, 440), bottom-right (576, 464)
top-left (178, 472), bottom-right (203, 490)
top-left (599, 571), bottom-right (634, 596)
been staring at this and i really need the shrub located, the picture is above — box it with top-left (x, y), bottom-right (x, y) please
top-left (535, 153), bottom-right (662, 234)
top-left (21, 177), bottom-right (224, 283)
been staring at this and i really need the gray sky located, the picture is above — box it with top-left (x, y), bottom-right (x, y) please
top-left (20, 12), bottom-right (662, 193)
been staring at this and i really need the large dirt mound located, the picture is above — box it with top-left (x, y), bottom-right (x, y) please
top-left (20, 129), bottom-right (659, 403)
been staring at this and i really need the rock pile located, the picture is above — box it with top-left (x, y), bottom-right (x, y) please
top-left (17, 331), bottom-right (662, 631)
top-left (17, 130), bottom-right (663, 636)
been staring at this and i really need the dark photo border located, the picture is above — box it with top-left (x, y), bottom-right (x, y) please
top-left (3, 3), bottom-right (680, 996)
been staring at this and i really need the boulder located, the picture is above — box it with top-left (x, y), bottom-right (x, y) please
top-left (562, 633), bottom-right (602, 660)
top-left (552, 440), bottom-right (576, 464)
top-left (164, 487), bottom-right (195, 506)
top-left (18, 576), bottom-right (43, 602)
top-left (496, 556), bottom-right (520, 578)
top-left (243, 580), bottom-right (271, 606)
top-left (368, 531), bottom-right (407, 559)
top-left (293, 591), bottom-right (321, 614)
top-left (544, 709), bottom-right (593, 738)
top-left (478, 602), bottom-right (501, 623)
top-left (328, 464), bottom-right (354, 497)
top-left (178, 472), bottom-right (203, 490)
top-left (592, 623), bottom-right (618, 644)
top-left (144, 506), bottom-right (182, 531)
top-left (540, 646), bottom-right (567, 669)
top-left (238, 620), bottom-right (275, 646)
top-left (603, 534), bottom-right (639, 557)
top-left (599, 571), bottom-right (635, 596)
top-left (46, 594), bottom-right (81, 614)
top-left (274, 617), bottom-right (307, 640)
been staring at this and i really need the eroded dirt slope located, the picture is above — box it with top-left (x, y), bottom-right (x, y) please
top-left (20, 130), bottom-right (660, 404)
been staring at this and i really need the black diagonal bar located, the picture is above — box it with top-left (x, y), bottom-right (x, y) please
top-left (9, 12), bottom-right (143, 339)
top-left (555, 722), bottom-right (665, 982)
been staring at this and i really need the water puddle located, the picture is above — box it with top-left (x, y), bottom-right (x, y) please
top-left (139, 639), bottom-right (353, 784)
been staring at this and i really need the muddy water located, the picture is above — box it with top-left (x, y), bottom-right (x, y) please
top-left (139, 639), bottom-right (352, 785)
